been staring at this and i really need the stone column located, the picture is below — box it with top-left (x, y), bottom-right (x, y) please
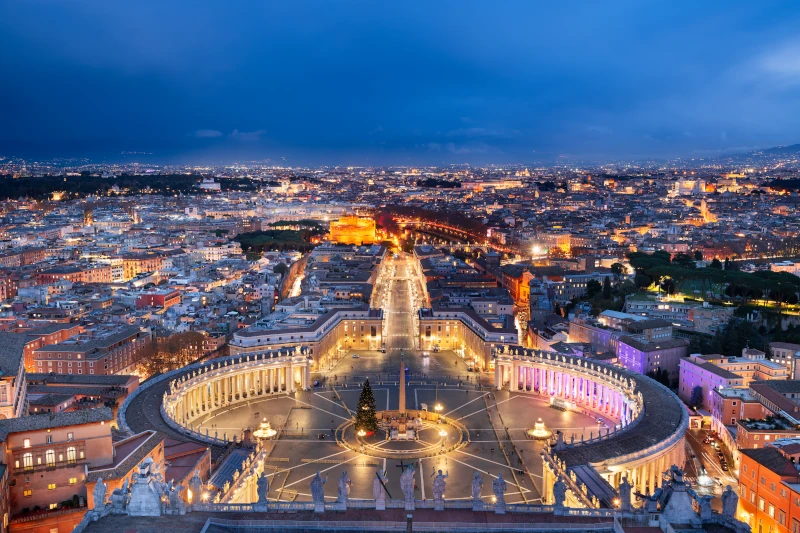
top-left (495, 363), bottom-right (502, 390)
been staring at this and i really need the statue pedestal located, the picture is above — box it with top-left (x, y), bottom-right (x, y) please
top-left (314, 502), bottom-right (325, 513)
top-left (333, 502), bottom-right (347, 512)
top-left (375, 500), bottom-right (386, 511)
top-left (254, 503), bottom-right (268, 513)
top-left (405, 498), bottom-right (415, 511)
top-left (434, 498), bottom-right (444, 511)
top-left (472, 500), bottom-right (483, 512)
top-left (494, 503), bottom-right (506, 514)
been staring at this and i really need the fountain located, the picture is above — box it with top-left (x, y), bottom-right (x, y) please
top-left (252, 418), bottom-right (277, 439)
top-left (528, 418), bottom-right (552, 440)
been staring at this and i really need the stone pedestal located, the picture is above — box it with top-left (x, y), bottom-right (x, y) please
top-left (375, 500), bottom-right (386, 511)
top-left (434, 498), bottom-right (444, 511)
top-left (494, 502), bottom-right (506, 514)
top-left (405, 498), bottom-right (415, 511)
top-left (472, 500), bottom-right (483, 512)
top-left (314, 502), bottom-right (325, 513)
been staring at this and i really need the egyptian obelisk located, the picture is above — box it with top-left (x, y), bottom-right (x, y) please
top-left (399, 355), bottom-right (406, 415)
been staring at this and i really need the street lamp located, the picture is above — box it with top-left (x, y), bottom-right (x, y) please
top-left (357, 428), bottom-right (366, 437)
top-left (434, 403), bottom-right (443, 413)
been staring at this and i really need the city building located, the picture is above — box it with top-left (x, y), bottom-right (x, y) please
top-left (328, 215), bottom-right (376, 245)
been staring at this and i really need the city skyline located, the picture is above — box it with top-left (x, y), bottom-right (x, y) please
top-left (2, 1), bottom-right (800, 164)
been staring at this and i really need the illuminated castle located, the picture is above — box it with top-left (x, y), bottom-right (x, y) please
top-left (329, 215), bottom-right (376, 245)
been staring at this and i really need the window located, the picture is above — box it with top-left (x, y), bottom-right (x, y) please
top-left (759, 497), bottom-right (765, 511)
top-left (66, 447), bottom-right (76, 464)
top-left (67, 432), bottom-right (73, 441)
top-left (49, 503), bottom-right (57, 510)
top-left (23, 453), bottom-right (33, 471)
top-left (23, 438), bottom-right (30, 448)
top-left (46, 449), bottom-right (55, 467)
top-left (69, 477), bottom-right (77, 485)
top-left (769, 504), bottom-right (776, 518)
top-left (23, 489), bottom-right (31, 497)
top-left (48, 483), bottom-right (56, 490)
top-left (46, 435), bottom-right (52, 444)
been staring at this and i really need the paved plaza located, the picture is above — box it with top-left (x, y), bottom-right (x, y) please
top-left (192, 349), bottom-right (614, 504)
top-left (138, 252), bottom-right (616, 505)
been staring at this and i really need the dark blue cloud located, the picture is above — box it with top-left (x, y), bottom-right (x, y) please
top-left (1, 1), bottom-right (800, 164)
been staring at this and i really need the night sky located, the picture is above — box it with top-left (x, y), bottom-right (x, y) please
top-left (2, 1), bottom-right (800, 165)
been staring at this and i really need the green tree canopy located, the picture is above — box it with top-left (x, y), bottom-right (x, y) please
top-left (355, 379), bottom-right (379, 432)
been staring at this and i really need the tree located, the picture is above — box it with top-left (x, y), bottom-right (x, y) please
top-left (355, 379), bottom-right (378, 432)
top-left (693, 250), bottom-right (703, 261)
top-left (602, 277), bottom-right (612, 299)
top-left (273, 262), bottom-right (289, 276)
top-left (634, 274), bottom-right (652, 289)
top-left (672, 252), bottom-right (697, 270)
top-left (136, 331), bottom-right (206, 378)
top-left (553, 302), bottom-right (563, 317)
top-left (690, 386), bottom-right (704, 409)
top-left (586, 279), bottom-right (602, 299)
top-left (709, 258), bottom-right (723, 270)
top-left (610, 262), bottom-right (625, 281)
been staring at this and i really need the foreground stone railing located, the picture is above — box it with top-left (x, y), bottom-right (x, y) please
top-left (200, 517), bottom-right (617, 532)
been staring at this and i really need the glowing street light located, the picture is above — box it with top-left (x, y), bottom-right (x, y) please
top-left (357, 428), bottom-right (367, 437)
top-left (439, 429), bottom-right (447, 437)
top-left (434, 403), bottom-right (443, 413)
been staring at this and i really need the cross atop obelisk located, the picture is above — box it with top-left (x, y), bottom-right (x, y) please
top-left (399, 354), bottom-right (406, 415)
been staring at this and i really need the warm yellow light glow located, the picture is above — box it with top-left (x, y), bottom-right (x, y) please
top-left (357, 429), bottom-right (367, 437)
top-left (434, 403), bottom-right (443, 412)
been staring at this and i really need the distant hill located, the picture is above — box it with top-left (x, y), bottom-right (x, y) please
top-left (724, 143), bottom-right (800, 162)
top-left (749, 144), bottom-right (800, 156)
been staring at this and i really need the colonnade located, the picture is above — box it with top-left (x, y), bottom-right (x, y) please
top-left (164, 351), bottom-right (312, 429)
top-left (494, 346), bottom-right (689, 506)
top-left (495, 361), bottom-right (634, 425)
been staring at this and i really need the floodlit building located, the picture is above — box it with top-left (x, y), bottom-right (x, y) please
top-left (329, 215), bottom-right (376, 245)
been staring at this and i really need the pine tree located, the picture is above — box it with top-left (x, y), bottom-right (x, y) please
top-left (356, 378), bottom-right (378, 432)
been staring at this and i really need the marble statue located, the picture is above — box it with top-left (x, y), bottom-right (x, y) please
top-left (618, 476), bottom-right (632, 511)
top-left (188, 469), bottom-right (204, 506)
top-left (553, 475), bottom-right (567, 509)
top-left (311, 472), bottom-right (327, 507)
top-left (166, 482), bottom-right (187, 515)
top-left (721, 485), bottom-right (738, 519)
top-left (471, 471), bottom-right (483, 501)
top-left (696, 494), bottom-right (713, 519)
top-left (110, 477), bottom-right (130, 514)
top-left (93, 476), bottom-right (107, 510)
top-left (493, 474), bottom-right (507, 513)
top-left (373, 471), bottom-right (389, 510)
top-left (433, 470), bottom-right (448, 510)
top-left (400, 463), bottom-right (416, 510)
top-left (257, 471), bottom-right (269, 504)
top-left (337, 471), bottom-right (352, 504)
